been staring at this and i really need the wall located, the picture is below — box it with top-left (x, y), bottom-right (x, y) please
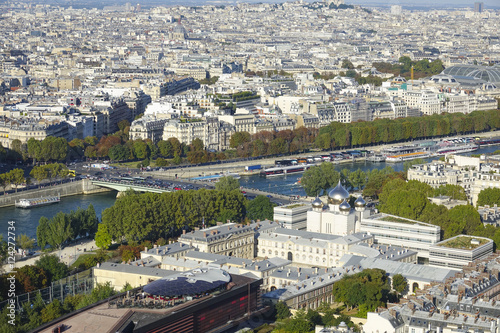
top-left (0, 179), bottom-right (110, 208)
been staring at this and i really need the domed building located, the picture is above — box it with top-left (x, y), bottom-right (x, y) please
top-left (441, 65), bottom-right (500, 86)
top-left (307, 181), bottom-right (370, 236)
top-left (171, 21), bottom-right (188, 40)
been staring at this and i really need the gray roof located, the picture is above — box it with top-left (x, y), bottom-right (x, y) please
top-left (341, 255), bottom-right (457, 283)
top-left (95, 262), bottom-right (176, 277)
top-left (179, 222), bottom-right (255, 242)
top-left (142, 242), bottom-right (193, 256)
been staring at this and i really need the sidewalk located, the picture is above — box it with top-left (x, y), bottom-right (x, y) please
top-left (2, 239), bottom-right (97, 272)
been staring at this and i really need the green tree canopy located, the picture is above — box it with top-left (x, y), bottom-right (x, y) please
top-left (35, 254), bottom-right (69, 283)
top-left (477, 188), bottom-right (500, 207)
top-left (246, 195), bottom-right (276, 221)
top-left (215, 176), bottom-right (240, 192)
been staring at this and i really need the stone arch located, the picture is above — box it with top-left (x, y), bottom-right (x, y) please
top-left (287, 251), bottom-right (293, 261)
top-left (412, 282), bottom-right (419, 292)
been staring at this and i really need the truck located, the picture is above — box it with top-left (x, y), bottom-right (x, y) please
top-left (245, 165), bottom-right (261, 171)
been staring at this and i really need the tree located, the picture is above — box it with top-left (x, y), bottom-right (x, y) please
top-left (155, 157), bottom-right (168, 167)
top-left (229, 131), bottom-right (251, 148)
top-left (95, 224), bottom-right (112, 250)
top-left (45, 212), bottom-right (73, 249)
top-left (35, 255), bottom-right (69, 283)
top-left (246, 195), bottom-right (276, 221)
top-left (41, 299), bottom-right (63, 323)
top-left (14, 265), bottom-right (49, 293)
top-left (392, 274), bottom-right (407, 295)
top-left (37, 216), bottom-right (50, 250)
top-left (275, 301), bottom-right (291, 320)
top-left (301, 164), bottom-right (340, 197)
top-left (30, 165), bottom-right (49, 183)
top-left (158, 140), bottom-right (174, 157)
top-left (16, 234), bottom-right (35, 251)
top-left (8, 168), bottom-right (25, 193)
top-left (434, 184), bottom-right (467, 201)
top-left (477, 188), bottom-right (500, 207)
top-left (108, 144), bottom-right (130, 161)
top-left (0, 173), bottom-right (7, 195)
top-left (342, 59), bottom-right (354, 69)
top-left (215, 176), bottom-right (240, 192)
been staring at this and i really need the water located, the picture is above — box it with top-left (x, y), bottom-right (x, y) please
top-left (239, 145), bottom-right (500, 197)
top-left (1, 191), bottom-right (118, 241)
top-left (2, 145), bottom-right (498, 242)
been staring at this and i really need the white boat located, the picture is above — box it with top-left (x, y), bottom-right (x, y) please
top-left (15, 195), bottom-right (60, 209)
top-left (435, 143), bottom-right (478, 155)
top-left (385, 151), bottom-right (431, 163)
top-left (367, 154), bottom-right (386, 162)
top-left (260, 164), bottom-right (313, 177)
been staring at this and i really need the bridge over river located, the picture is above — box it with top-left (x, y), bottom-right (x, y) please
top-left (90, 178), bottom-right (300, 204)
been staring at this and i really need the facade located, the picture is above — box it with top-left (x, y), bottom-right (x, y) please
top-left (273, 203), bottom-right (311, 230)
top-left (429, 235), bottom-right (494, 269)
top-left (178, 222), bottom-right (257, 259)
top-left (404, 90), bottom-right (441, 115)
top-left (360, 214), bottom-right (441, 260)
top-left (257, 227), bottom-right (374, 267)
top-left (262, 266), bottom-right (361, 310)
top-left (306, 182), bottom-right (371, 236)
top-left (129, 116), bottom-right (170, 143)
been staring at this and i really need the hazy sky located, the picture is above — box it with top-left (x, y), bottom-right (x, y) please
top-left (347, 0), bottom-right (498, 6)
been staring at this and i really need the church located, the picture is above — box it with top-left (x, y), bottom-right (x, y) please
top-left (307, 180), bottom-right (370, 235)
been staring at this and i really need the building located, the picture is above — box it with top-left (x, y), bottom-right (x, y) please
top-left (274, 203), bottom-right (311, 230)
top-left (257, 227), bottom-right (374, 267)
top-left (129, 116), bottom-right (170, 143)
top-left (364, 253), bottom-right (500, 333)
top-left (262, 266), bottom-right (361, 310)
top-left (429, 235), bottom-right (494, 269)
top-left (307, 181), bottom-right (371, 236)
top-left (178, 222), bottom-right (260, 259)
top-left (474, 2), bottom-right (484, 13)
top-left (46, 268), bottom-right (263, 333)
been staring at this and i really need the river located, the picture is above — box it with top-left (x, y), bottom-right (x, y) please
top-left (2, 145), bottom-right (499, 242)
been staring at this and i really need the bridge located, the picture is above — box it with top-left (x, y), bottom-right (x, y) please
top-left (91, 180), bottom-right (172, 193)
top-left (91, 178), bottom-right (304, 205)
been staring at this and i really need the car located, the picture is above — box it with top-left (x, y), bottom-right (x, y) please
top-left (266, 195), bottom-right (272, 198)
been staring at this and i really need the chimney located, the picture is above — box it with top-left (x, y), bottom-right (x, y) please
top-left (144, 247), bottom-right (148, 252)
top-left (203, 232), bottom-right (207, 237)
top-left (182, 230), bottom-right (186, 235)
top-left (156, 248), bottom-right (159, 255)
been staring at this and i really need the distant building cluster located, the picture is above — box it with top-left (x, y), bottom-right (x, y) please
top-left (0, 3), bottom-right (498, 150)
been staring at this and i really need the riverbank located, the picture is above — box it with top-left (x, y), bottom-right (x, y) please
top-left (1, 238), bottom-right (97, 272)
top-left (151, 131), bottom-right (500, 180)
top-left (0, 179), bottom-right (111, 208)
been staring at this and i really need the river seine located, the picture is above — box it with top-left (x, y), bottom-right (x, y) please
top-left (2, 145), bottom-right (499, 241)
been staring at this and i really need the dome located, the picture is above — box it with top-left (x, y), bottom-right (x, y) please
top-left (428, 74), bottom-right (458, 84)
top-left (339, 199), bottom-right (351, 213)
top-left (354, 196), bottom-right (366, 208)
top-left (442, 65), bottom-right (500, 83)
top-left (312, 197), bottom-right (323, 209)
top-left (173, 23), bottom-right (187, 34)
top-left (393, 76), bottom-right (407, 83)
top-left (328, 180), bottom-right (349, 205)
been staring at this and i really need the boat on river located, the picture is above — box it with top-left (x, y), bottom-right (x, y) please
top-left (15, 195), bottom-right (60, 209)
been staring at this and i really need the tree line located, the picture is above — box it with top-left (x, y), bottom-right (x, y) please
top-left (316, 110), bottom-right (500, 150)
top-left (36, 204), bottom-right (99, 250)
top-left (2, 107), bottom-right (499, 169)
top-left (96, 180), bottom-right (275, 246)
top-left (377, 177), bottom-right (500, 246)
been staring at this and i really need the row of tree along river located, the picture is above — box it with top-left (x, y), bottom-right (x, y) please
top-left (2, 144), bottom-right (499, 242)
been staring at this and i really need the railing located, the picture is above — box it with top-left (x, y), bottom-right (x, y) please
top-left (0, 269), bottom-right (93, 311)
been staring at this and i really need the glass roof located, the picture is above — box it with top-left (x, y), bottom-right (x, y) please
top-left (443, 65), bottom-right (500, 83)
